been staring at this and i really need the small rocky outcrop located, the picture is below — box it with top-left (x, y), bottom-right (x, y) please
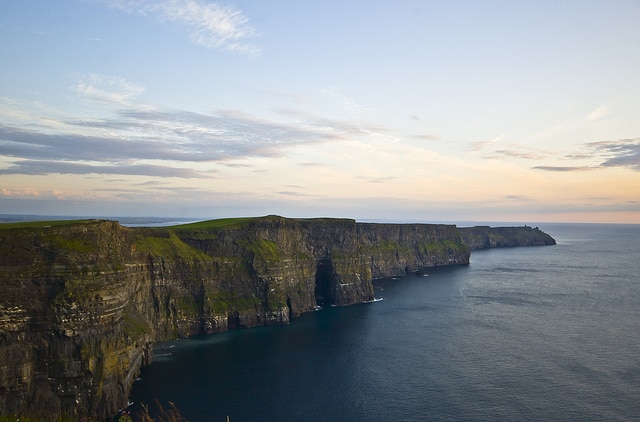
top-left (0, 216), bottom-right (553, 419)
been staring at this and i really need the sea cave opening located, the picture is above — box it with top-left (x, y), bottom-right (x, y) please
top-left (315, 258), bottom-right (336, 307)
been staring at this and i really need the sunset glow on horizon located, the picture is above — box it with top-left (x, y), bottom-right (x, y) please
top-left (1, 1), bottom-right (639, 224)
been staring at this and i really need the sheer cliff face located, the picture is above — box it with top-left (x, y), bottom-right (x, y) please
top-left (0, 221), bottom-right (145, 419)
top-left (459, 225), bottom-right (557, 249)
top-left (0, 217), bottom-right (471, 419)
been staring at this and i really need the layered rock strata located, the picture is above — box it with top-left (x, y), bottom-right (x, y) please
top-left (0, 216), bottom-right (553, 419)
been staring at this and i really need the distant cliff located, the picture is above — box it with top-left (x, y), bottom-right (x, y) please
top-left (0, 216), bottom-right (553, 420)
top-left (459, 225), bottom-right (557, 249)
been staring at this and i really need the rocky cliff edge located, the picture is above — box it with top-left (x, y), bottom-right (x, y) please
top-left (0, 216), bottom-right (553, 419)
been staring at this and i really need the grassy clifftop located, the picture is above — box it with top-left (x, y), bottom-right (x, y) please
top-left (0, 216), bottom-right (554, 420)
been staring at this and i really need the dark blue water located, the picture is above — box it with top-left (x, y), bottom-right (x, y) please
top-left (129, 224), bottom-right (640, 421)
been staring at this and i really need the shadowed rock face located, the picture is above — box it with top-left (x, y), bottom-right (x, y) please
top-left (0, 216), bottom-right (553, 419)
top-left (459, 225), bottom-right (557, 249)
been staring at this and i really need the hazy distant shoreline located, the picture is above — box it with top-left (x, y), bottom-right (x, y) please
top-left (2, 214), bottom-right (637, 228)
top-left (0, 214), bottom-right (203, 227)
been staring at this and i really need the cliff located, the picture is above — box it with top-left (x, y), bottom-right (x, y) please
top-left (459, 225), bottom-right (557, 249)
top-left (0, 216), bottom-right (553, 420)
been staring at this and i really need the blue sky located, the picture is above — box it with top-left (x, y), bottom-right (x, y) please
top-left (1, 0), bottom-right (639, 223)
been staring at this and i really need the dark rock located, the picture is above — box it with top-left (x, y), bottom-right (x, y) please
top-left (459, 225), bottom-right (557, 249)
top-left (0, 216), bottom-right (554, 419)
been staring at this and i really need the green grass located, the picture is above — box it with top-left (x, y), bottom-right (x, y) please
top-left (43, 234), bottom-right (98, 254)
top-left (123, 309), bottom-right (150, 339)
top-left (134, 232), bottom-right (211, 260)
top-left (419, 240), bottom-right (469, 255)
top-left (167, 217), bottom-right (260, 240)
top-left (174, 295), bottom-right (201, 314)
top-left (0, 219), bottom-right (101, 230)
top-left (206, 291), bottom-right (262, 314)
top-left (170, 217), bottom-right (258, 230)
top-left (168, 214), bottom-right (348, 232)
top-left (362, 241), bottom-right (412, 255)
top-left (244, 238), bottom-right (281, 261)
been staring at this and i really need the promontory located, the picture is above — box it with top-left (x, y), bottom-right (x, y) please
top-left (0, 215), bottom-right (555, 419)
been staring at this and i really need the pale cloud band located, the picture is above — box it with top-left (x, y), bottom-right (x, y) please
top-left (533, 138), bottom-right (640, 172)
top-left (0, 109), bottom-right (350, 178)
top-left (1, 71), bottom-right (638, 187)
top-left (0, 73), bottom-right (380, 178)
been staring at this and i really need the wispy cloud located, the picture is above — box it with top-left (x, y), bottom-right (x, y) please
top-left (412, 134), bottom-right (440, 142)
top-left (0, 75), bottom-right (388, 178)
top-left (493, 148), bottom-right (547, 160)
top-left (0, 108), bottom-right (342, 176)
top-left (0, 159), bottom-right (205, 178)
top-left (588, 105), bottom-right (611, 121)
top-left (471, 138), bottom-right (551, 161)
top-left (317, 85), bottom-right (372, 113)
top-left (100, 0), bottom-right (260, 55)
top-left (532, 165), bottom-right (595, 172)
top-left (356, 175), bottom-right (395, 184)
top-left (0, 187), bottom-right (67, 199)
top-left (505, 195), bottom-right (531, 201)
top-left (468, 135), bottom-right (503, 152)
top-left (587, 138), bottom-right (640, 170)
top-left (276, 191), bottom-right (309, 197)
top-left (74, 74), bottom-right (146, 105)
top-left (532, 138), bottom-right (640, 172)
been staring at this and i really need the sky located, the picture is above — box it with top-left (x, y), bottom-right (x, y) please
top-left (1, 0), bottom-right (639, 224)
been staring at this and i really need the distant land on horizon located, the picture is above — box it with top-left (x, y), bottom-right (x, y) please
top-left (2, 213), bottom-right (634, 228)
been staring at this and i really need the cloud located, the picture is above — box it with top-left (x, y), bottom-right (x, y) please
top-left (100, 0), bottom-right (259, 55)
top-left (0, 187), bottom-right (67, 199)
top-left (317, 86), bottom-right (372, 113)
top-left (587, 138), bottom-right (640, 170)
top-left (220, 162), bottom-right (253, 168)
top-left (412, 134), bottom-right (440, 142)
top-left (274, 107), bottom-right (384, 137)
top-left (588, 105), bottom-right (611, 121)
top-left (74, 74), bottom-right (146, 105)
top-left (473, 140), bottom-right (551, 161)
top-left (468, 135), bottom-right (504, 152)
top-left (0, 106), bottom-right (347, 163)
top-left (520, 138), bottom-right (640, 172)
top-left (494, 148), bottom-right (546, 160)
top-left (533, 165), bottom-right (595, 172)
top-left (505, 195), bottom-right (531, 201)
top-left (0, 83), bottom-right (389, 178)
top-left (276, 191), bottom-right (309, 197)
top-left (0, 160), bottom-right (206, 178)
top-left (356, 175), bottom-right (395, 183)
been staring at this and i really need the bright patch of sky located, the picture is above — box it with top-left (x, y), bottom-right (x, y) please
top-left (1, 0), bottom-right (639, 223)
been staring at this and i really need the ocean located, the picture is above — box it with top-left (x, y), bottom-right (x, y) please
top-left (128, 223), bottom-right (640, 421)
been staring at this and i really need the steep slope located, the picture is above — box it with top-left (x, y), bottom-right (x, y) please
top-left (459, 225), bottom-right (557, 249)
top-left (0, 216), bottom-right (551, 419)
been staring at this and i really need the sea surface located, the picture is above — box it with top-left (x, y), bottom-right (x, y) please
top-left (129, 223), bottom-right (640, 421)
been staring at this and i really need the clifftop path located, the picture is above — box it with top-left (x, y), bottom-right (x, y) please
top-left (0, 216), bottom-right (554, 419)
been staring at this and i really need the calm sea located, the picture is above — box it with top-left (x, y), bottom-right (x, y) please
top-left (128, 224), bottom-right (640, 421)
